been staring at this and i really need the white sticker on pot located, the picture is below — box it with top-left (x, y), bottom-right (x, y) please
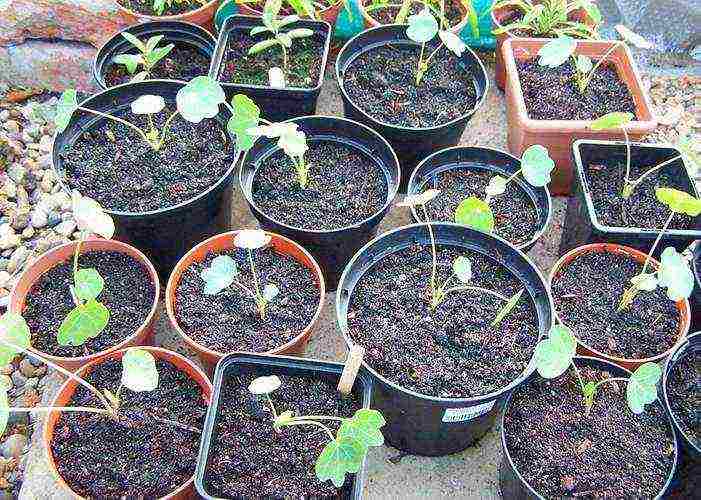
top-left (442, 401), bottom-right (495, 423)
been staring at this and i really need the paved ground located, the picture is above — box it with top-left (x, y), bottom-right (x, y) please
top-left (19, 54), bottom-right (568, 499)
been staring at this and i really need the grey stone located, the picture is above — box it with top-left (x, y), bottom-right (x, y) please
top-left (0, 271), bottom-right (10, 289)
top-left (2, 178), bottom-right (16, 199)
top-left (30, 209), bottom-right (47, 228)
top-left (54, 220), bottom-right (76, 236)
top-left (38, 135), bottom-right (53, 153)
top-left (11, 210), bottom-right (30, 230)
top-left (21, 226), bottom-right (34, 239)
top-left (10, 370), bottom-right (26, 388)
top-left (0, 225), bottom-right (20, 250)
top-left (18, 358), bottom-right (36, 378)
top-left (24, 377), bottom-right (38, 390)
top-left (2, 120), bottom-right (19, 134)
top-left (1, 434), bottom-right (28, 460)
top-left (6, 165), bottom-right (26, 185)
top-left (0, 258), bottom-right (8, 271)
top-left (8, 245), bottom-right (29, 273)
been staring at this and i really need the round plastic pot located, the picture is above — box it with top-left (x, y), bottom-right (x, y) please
top-left (166, 230), bottom-right (326, 374)
top-left (499, 355), bottom-right (678, 499)
top-left (561, 140), bottom-right (701, 257)
top-left (93, 21), bottom-right (216, 90)
top-left (240, 115), bottom-right (400, 290)
top-left (662, 331), bottom-right (701, 462)
top-left (52, 79), bottom-right (241, 282)
top-left (195, 352), bottom-right (373, 499)
top-left (335, 25), bottom-right (489, 193)
top-left (406, 145), bottom-right (552, 252)
top-left (335, 222), bottom-right (554, 456)
top-left (117, 0), bottom-right (219, 31)
top-left (236, 0), bottom-right (344, 26)
top-left (691, 244), bottom-right (701, 333)
top-left (43, 346), bottom-right (213, 499)
top-left (359, 0), bottom-right (469, 33)
top-left (549, 243), bottom-right (691, 371)
top-left (9, 238), bottom-right (160, 373)
top-left (209, 15), bottom-right (331, 122)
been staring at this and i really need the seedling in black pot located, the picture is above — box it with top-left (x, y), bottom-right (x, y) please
top-left (112, 32), bottom-right (175, 83)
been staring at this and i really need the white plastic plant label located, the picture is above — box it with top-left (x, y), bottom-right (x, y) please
top-left (442, 400), bottom-right (495, 423)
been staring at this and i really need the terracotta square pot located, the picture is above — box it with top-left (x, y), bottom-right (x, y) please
top-left (502, 38), bottom-right (657, 195)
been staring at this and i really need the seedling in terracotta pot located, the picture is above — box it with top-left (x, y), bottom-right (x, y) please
top-left (453, 144), bottom-right (554, 233)
top-left (248, 374), bottom-right (385, 487)
top-left (153, 0), bottom-right (207, 15)
top-left (492, 0), bottom-right (601, 38)
top-left (200, 229), bottom-right (280, 319)
top-left (533, 324), bottom-right (662, 415)
top-left (112, 33), bottom-right (175, 83)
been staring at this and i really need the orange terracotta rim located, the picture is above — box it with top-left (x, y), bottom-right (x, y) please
top-left (43, 346), bottom-right (213, 500)
top-left (117, 0), bottom-right (219, 23)
top-left (236, 0), bottom-right (343, 22)
top-left (548, 243), bottom-right (691, 369)
top-left (359, 0), bottom-right (469, 33)
top-left (165, 230), bottom-right (326, 365)
top-left (9, 238), bottom-right (161, 372)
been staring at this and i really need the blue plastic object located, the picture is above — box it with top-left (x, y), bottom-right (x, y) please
top-left (334, 0), bottom-right (365, 40)
top-left (459, 0), bottom-right (496, 49)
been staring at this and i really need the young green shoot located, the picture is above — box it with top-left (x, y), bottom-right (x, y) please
top-left (152, 0), bottom-right (207, 16)
top-left (454, 144), bottom-right (555, 234)
top-left (200, 230), bottom-right (279, 319)
top-left (492, 0), bottom-right (601, 39)
top-left (618, 188), bottom-right (701, 311)
top-left (533, 324), bottom-right (662, 415)
top-left (248, 375), bottom-right (385, 488)
top-left (112, 33), bottom-right (175, 83)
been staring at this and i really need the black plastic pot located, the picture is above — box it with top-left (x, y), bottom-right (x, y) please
top-left (52, 80), bottom-right (240, 281)
top-left (240, 115), bottom-right (400, 290)
top-left (195, 352), bottom-right (374, 499)
top-left (499, 355), bottom-right (679, 499)
top-left (407, 146), bottom-right (552, 252)
top-left (663, 331), bottom-right (701, 462)
top-left (560, 140), bottom-right (701, 258)
top-left (93, 21), bottom-right (216, 90)
top-left (335, 222), bottom-right (554, 456)
top-left (335, 25), bottom-right (489, 193)
top-left (210, 15), bottom-right (331, 122)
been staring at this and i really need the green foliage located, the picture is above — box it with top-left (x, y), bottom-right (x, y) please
top-left (201, 255), bottom-right (238, 295)
top-left (677, 136), bottom-right (700, 177)
top-left (249, 375), bottom-right (282, 395)
top-left (0, 313), bottom-right (31, 367)
top-left (397, 189), bottom-right (441, 208)
top-left (54, 89), bottom-right (78, 133)
top-left (247, 122), bottom-right (310, 187)
top-left (521, 144), bottom-right (555, 187)
top-left (537, 36), bottom-right (576, 67)
top-left (492, 0), bottom-right (600, 38)
top-left (657, 247), bottom-right (694, 301)
top-left (406, 7), bottom-right (439, 43)
top-left (533, 324), bottom-right (577, 378)
top-left (176, 76), bottom-right (226, 123)
top-left (121, 348), bottom-right (159, 392)
top-left (315, 436), bottom-right (365, 488)
top-left (626, 362), bottom-right (661, 414)
top-left (152, 0), bottom-right (207, 16)
top-left (454, 196), bottom-right (495, 233)
top-left (227, 94), bottom-right (262, 151)
top-left (57, 299), bottom-right (109, 346)
top-left (655, 187), bottom-right (701, 216)
top-left (590, 112), bottom-right (634, 131)
top-left (491, 289), bottom-right (524, 327)
top-left (337, 409), bottom-right (386, 449)
top-left (113, 33), bottom-right (174, 82)
top-left (72, 190), bottom-right (115, 240)
top-left (74, 268), bottom-right (104, 302)
top-left (452, 256), bottom-right (472, 283)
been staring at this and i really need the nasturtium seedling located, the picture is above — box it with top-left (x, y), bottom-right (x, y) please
top-left (234, 229), bottom-right (272, 249)
top-left (54, 89), bottom-right (79, 133)
top-left (0, 312), bottom-right (30, 366)
top-left (201, 255), bottom-right (238, 295)
top-left (248, 375), bottom-right (282, 395)
top-left (454, 197), bottom-right (495, 233)
top-left (657, 247), bottom-right (694, 301)
top-left (121, 348), bottom-right (159, 392)
top-left (406, 7), bottom-right (438, 43)
top-left (131, 95), bottom-right (166, 115)
top-left (537, 35), bottom-right (576, 67)
top-left (521, 144), bottom-right (556, 187)
top-left (176, 76), bottom-right (226, 123)
top-left (113, 33), bottom-right (174, 83)
top-left (58, 299), bottom-right (110, 346)
top-left (533, 324), bottom-right (577, 379)
top-left (247, 122), bottom-right (311, 188)
top-left (626, 362), bottom-right (662, 414)
top-left (72, 190), bottom-right (116, 240)
top-left (227, 94), bottom-right (262, 151)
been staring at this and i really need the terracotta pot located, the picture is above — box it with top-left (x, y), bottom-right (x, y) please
top-left (549, 243), bottom-right (691, 371)
top-left (360, 0), bottom-right (468, 33)
top-left (9, 239), bottom-right (160, 373)
top-left (502, 38), bottom-right (657, 195)
top-left (492, 3), bottom-right (597, 90)
top-left (43, 346), bottom-right (213, 500)
top-left (117, 0), bottom-right (219, 32)
top-left (236, 0), bottom-right (344, 25)
top-left (166, 230), bottom-right (326, 374)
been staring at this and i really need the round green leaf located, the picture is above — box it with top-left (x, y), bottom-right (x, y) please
top-left (54, 89), bottom-right (79, 133)
top-left (406, 8), bottom-right (438, 44)
top-left (521, 144), bottom-right (555, 187)
top-left (454, 196), bottom-right (495, 233)
top-left (71, 190), bottom-right (115, 239)
top-left (74, 268), bottom-right (104, 302)
top-left (452, 256), bottom-right (472, 283)
top-left (57, 300), bottom-right (109, 346)
top-left (576, 54), bottom-right (593, 73)
top-left (438, 30), bottom-right (466, 57)
top-left (248, 375), bottom-right (281, 395)
top-left (130, 95), bottom-right (166, 115)
top-left (626, 362), bottom-right (661, 414)
top-left (121, 348), bottom-right (159, 392)
top-left (176, 76), bottom-right (225, 124)
top-left (630, 272), bottom-right (658, 292)
top-left (485, 175), bottom-right (507, 198)
top-left (590, 112), bottom-right (634, 131)
top-left (655, 187), bottom-right (701, 216)
top-left (234, 229), bottom-right (271, 250)
top-left (226, 94), bottom-right (261, 151)
top-left (338, 409), bottom-right (385, 450)
top-left (677, 136), bottom-right (700, 177)
top-left (262, 283), bottom-right (279, 302)
top-left (278, 129), bottom-right (307, 158)
top-left (0, 313), bottom-right (31, 367)
top-left (657, 247), bottom-right (694, 301)
top-left (315, 436), bottom-right (365, 488)
top-left (201, 255), bottom-right (238, 295)
top-left (533, 325), bottom-right (576, 378)
top-left (537, 36), bottom-right (576, 68)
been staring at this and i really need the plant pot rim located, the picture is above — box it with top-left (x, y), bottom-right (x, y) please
top-left (43, 345), bottom-right (213, 500)
top-left (502, 37), bottom-right (657, 132)
top-left (406, 144), bottom-right (554, 250)
top-left (52, 79), bottom-right (242, 219)
top-left (211, 15), bottom-right (332, 93)
top-left (92, 20), bottom-right (216, 90)
top-left (499, 354), bottom-right (679, 500)
top-left (234, 0), bottom-right (343, 16)
top-left (572, 138), bottom-right (701, 237)
top-left (335, 221), bottom-right (555, 404)
top-left (9, 238), bottom-right (160, 366)
top-left (661, 330), bottom-right (701, 454)
top-left (335, 24), bottom-right (490, 133)
top-left (165, 230), bottom-right (326, 360)
top-left (239, 114), bottom-right (401, 234)
top-left (359, 0), bottom-right (469, 33)
top-left (117, 0), bottom-right (219, 21)
top-left (549, 242), bottom-right (691, 364)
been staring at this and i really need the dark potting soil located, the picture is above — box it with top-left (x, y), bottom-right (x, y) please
top-left (667, 349), bottom-right (701, 448)
top-left (251, 140), bottom-right (388, 230)
top-left (417, 167), bottom-right (541, 246)
top-left (175, 246), bottom-right (320, 353)
top-left (105, 44), bottom-right (210, 87)
top-left (51, 357), bottom-right (208, 498)
top-left (347, 244), bottom-right (540, 397)
top-left (503, 364), bottom-right (675, 499)
top-left (342, 44), bottom-right (478, 128)
top-left (220, 29), bottom-right (325, 89)
top-left (551, 251), bottom-right (680, 360)
top-left (204, 372), bottom-right (361, 498)
top-left (60, 104), bottom-right (235, 213)
top-left (22, 251), bottom-right (155, 358)
top-left (365, 0), bottom-right (463, 27)
top-left (117, 0), bottom-right (207, 16)
top-left (583, 158), bottom-right (695, 230)
top-left (515, 59), bottom-right (637, 121)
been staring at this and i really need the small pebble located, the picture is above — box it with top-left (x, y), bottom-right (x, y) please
top-left (1, 434), bottom-right (27, 460)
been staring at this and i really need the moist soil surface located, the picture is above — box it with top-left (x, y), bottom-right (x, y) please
top-left (204, 372), bottom-right (361, 498)
top-left (51, 357), bottom-right (207, 498)
top-left (117, 0), bottom-right (206, 16)
top-left (667, 349), bottom-right (700, 448)
top-left (343, 43), bottom-right (478, 128)
top-left (220, 29), bottom-right (326, 89)
top-left (175, 246), bottom-right (320, 353)
top-left (515, 59), bottom-right (637, 121)
top-left (251, 140), bottom-right (388, 230)
top-left (365, 0), bottom-right (463, 27)
top-left (503, 363), bottom-right (675, 499)
top-left (60, 104), bottom-right (235, 213)
top-left (416, 167), bottom-right (541, 246)
top-left (105, 44), bottom-right (210, 87)
top-left (346, 244), bottom-right (540, 397)
top-left (551, 250), bottom-right (680, 360)
top-left (583, 156), bottom-right (695, 229)
top-left (22, 251), bottom-right (155, 358)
